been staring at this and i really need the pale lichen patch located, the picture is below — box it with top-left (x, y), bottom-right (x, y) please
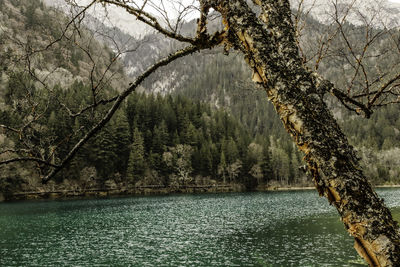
top-left (373, 235), bottom-right (393, 266)
top-left (252, 70), bottom-right (263, 83)
top-left (287, 112), bottom-right (303, 133)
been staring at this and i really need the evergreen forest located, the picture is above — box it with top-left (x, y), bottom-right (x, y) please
top-left (1, 0), bottom-right (400, 197)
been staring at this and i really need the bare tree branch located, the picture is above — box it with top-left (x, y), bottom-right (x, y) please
top-left (0, 157), bottom-right (60, 168)
top-left (100, 0), bottom-right (197, 44)
top-left (42, 39), bottom-right (224, 183)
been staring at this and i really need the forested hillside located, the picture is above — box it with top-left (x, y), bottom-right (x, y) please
top-left (174, 50), bottom-right (400, 184)
top-left (0, 78), bottom-right (306, 193)
top-left (122, 6), bottom-right (400, 185)
top-left (0, 0), bottom-right (307, 196)
top-left (1, 0), bottom-right (399, 198)
top-left (0, 0), bottom-right (124, 193)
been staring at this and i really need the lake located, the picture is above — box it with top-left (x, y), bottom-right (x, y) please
top-left (1, 189), bottom-right (400, 266)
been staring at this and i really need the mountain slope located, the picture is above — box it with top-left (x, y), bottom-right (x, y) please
top-left (1, 0), bottom-right (400, 197)
top-left (294, 0), bottom-right (400, 28)
top-left (1, 0), bottom-right (306, 196)
top-left (95, 1), bottom-right (400, 184)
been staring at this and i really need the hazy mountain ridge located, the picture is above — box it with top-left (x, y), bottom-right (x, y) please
top-left (292, 0), bottom-right (400, 28)
top-left (58, 0), bottom-right (400, 97)
top-left (0, 0), bottom-right (126, 93)
top-left (37, 0), bottom-right (400, 140)
top-left (43, 0), bottom-right (159, 39)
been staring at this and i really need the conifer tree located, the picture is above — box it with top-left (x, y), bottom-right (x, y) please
top-left (225, 137), bottom-right (239, 164)
top-left (152, 120), bottom-right (168, 154)
top-left (218, 151), bottom-right (227, 183)
top-left (199, 141), bottom-right (213, 176)
top-left (126, 127), bottom-right (146, 184)
top-left (114, 114), bottom-right (131, 173)
top-left (92, 126), bottom-right (117, 179)
top-left (260, 146), bottom-right (274, 185)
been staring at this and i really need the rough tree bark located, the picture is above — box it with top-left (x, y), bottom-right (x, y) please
top-left (206, 0), bottom-right (400, 265)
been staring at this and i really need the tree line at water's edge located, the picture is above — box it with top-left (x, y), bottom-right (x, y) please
top-left (3, 76), bottom-right (400, 195)
top-left (0, 77), bottom-right (308, 194)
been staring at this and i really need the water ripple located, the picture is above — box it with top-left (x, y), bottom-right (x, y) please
top-left (1, 189), bottom-right (399, 266)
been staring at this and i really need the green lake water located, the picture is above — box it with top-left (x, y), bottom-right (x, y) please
top-left (1, 189), bottom-right (400, 267)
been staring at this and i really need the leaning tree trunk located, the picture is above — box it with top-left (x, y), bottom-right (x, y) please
top-left (208, 0), bottom-right (400, 265)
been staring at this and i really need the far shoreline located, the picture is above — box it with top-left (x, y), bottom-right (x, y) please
top-left (2, 183), bottom-right (400, 203)
top-left (375, 184), bottom-right (400, 188)
top-left (265, 184), bottom-right (400, 191)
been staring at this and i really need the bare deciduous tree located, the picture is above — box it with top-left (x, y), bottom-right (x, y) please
top-left (1, 0), bottom-right (400, 264)
top-left (294, 0), bottom-right (400, 117)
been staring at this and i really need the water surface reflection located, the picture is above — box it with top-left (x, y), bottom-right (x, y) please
top-left (1, 189), bottom-right (399, 266)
